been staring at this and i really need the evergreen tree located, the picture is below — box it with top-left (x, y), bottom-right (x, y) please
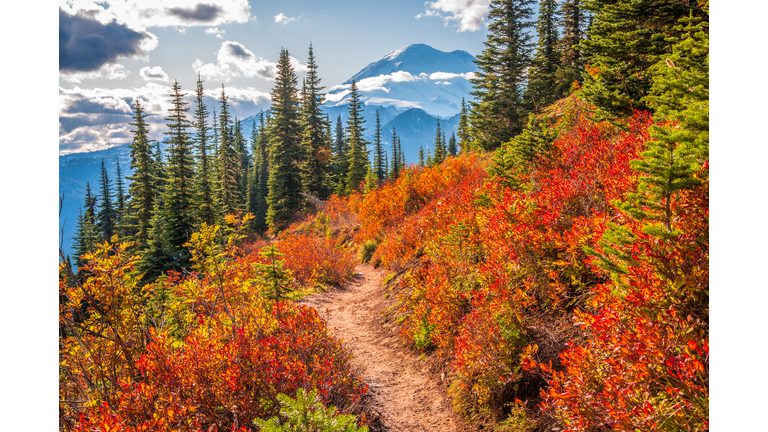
top-left (192, 73), bottom-right (217, 227)
top-left (389, 125), bottom-right (400, 179)
top-left (433, 117), bottom-right (446, 164)
top-left (96, 159), bottom-right (116, 241)
top-left (372, 110), bottom-right (386, 181)
top-left (418, 145), bottom-right (425, 167)
top-left (448, 131), bottom-right (457, 157)
top-left (470, 0), bottom-right (535, 151)
top-left (152, 141), bottom-right (167, 196)
top-left (267, 49), bottom-right (304, 232)
top-left (457, 97), bottom-right (471, 152)
top-left (578, 0), bottom-right (692, 120)
top-left (114, 158), bottom-right (125, 228)
top-left (72, 184), bottom-right (100, 269)
top-left (345, 80), bottom-right (369, 193)
top-left (251, 112), bottom-right (270, 231)
top-left (234, 119), bottom-right (249, 208)
top-left (398, 136), bottom-right (405, 170)
top-left (525, 0), bottom-right (562, 111)
top-left (364, 160), bottom-right (377, 194)
top-left (556, 0), bottom-right (587, 90)
top-left (299, 43), bottom-right (332, 199)
top-left (140, 197), bottom-right (173, 283)
top-left (125, 98), bottom-right (155, 246)
top-left (246, 119), bottom-right (260, 225)
top-left (619, 11), bottom-right (709, 235)
top-left (333, 115), bottom-right (350, 195)
top-left (158, 80), bottom-right (196, 271)
top-left (217, 86), bottom-right (241, 215)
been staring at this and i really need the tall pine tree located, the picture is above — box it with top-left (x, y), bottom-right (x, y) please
top-left (192, 73), bottom-right (217, 227)
top-left (96, 159), bottom-right (116, 241)
top-left (333, 115), bottom-right (349, 195)
top-left (267, 49), bottom-right (304, 232)
top-left (372, 110), bottom-right (386, 181)
top-left (345, 80), bottom-right (369, 193)
top-left (217, 86), bottom-right (241, 215)
top-left (525, 0), bottom-right (562, 111)
top-left (300, 43), bottom-right (332, 199)
top-left (125, 98), bottom-right (155, 247)
top-left (470, 0), bottom-right (535, 151)
top-left (389, 125), bottom-right (400, 179)
top-left (457, 97), bottom-right (471, 152)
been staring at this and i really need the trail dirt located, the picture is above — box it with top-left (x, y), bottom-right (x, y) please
top-left (302, 264), bottom-right (478, 432)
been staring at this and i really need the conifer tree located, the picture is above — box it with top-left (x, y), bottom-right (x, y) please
top-left (457, 97), bottom-right (471, 152)
top-left (114, 158), bottom-right (125, 227)
top-left (372, 110), bottom-right (386, 181)
top-left (233, 120), bottom-right (249, 208)
top-left (525, 0), bottom-right (562, 111)
top-left (433, 117), bottom-right (446, 164)
top-left (299, 43), bottom-right (332, 199)
top-left (267, 49), bottom-right (304, 232)
top-left (470, 0), bottom-right (535, 151)
top-left (448, 131), bottom-right (457, 157)
top-left (125, 98), bottom-right (155, 246)
top-left (364, 160), bottom-right (377, 194)
top-left (389, 125), bottom-right (400, 179)
top-left (418, 145), bottom-right (425, 167)
top-left (398, 136), bottom-right (405, 170)
top-left (161, 80), bottom-right (196, 269)
top-left (96, 159), bottom-right (116, 241)
top-left (246, 119), bottom-right (260, 226)
top-left (72, 185), bottom-right (100, 269)
top-left (152, 141), bottom-right (166, 196)
top-left (217, 86), bottom-right (241, 215)
top-left (578, 0), bottom-right (691, 120)
top-left (333, 115), bottom-right (349, 195)
top-left (345, 80), bottom-right (369, 193)
top-left (556, 0), bottom-right (587, 89)
top-left (192, 73), bottom-right (217, 227)
top-left (619, 12), bottom-right (709, 235)
top-left (140, 197), bottom-right (173, 282)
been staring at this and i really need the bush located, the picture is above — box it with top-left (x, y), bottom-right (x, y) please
top-left (358, 240), bottom-right (377, 264)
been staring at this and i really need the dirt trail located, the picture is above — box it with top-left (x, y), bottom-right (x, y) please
top-left (302, 264), bottom-right (477, 432)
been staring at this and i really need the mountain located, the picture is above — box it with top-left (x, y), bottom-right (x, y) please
top-left (326, 44), bottom-right (477, 118)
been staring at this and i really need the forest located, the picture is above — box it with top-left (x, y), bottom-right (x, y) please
top-left (59, 0), bottom-right (709, 431)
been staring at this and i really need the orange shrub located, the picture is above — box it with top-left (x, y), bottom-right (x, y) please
top-left (277, 232), bottom-right (356, 287)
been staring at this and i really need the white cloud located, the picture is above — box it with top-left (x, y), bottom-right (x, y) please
top-left (60, 0), bottom-right (252, 31)
top-left (356, 71), bottom-right (422, 92)
top-left (140, 66), bottom-right (170, 82)
top-left (193, 41), bottom-right (307, 82)
top-left (178, 28), bottom-right (186, 33)
top-left (204, 86), bottom-right (271, 106)
top-left (60, 64), bottom-right (130, 83)
top-left (205, 27), bottom-right (225, 38)
top-left (274, 12), bottom-right (299, 25)
top-left (420, 0), bottom-right (491, 32)
top-left (428, 71), bottom-right (477, 80)
top-left (326, 90), bottom-right (350, 103)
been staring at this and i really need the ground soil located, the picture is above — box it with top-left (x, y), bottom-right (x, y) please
top-left (302, 264), bottom-right (478, 432)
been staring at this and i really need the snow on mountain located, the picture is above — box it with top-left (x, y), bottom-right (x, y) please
top-left (326, 44), bottom-right (477, 118)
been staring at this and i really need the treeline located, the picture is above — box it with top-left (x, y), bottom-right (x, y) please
top-left (69, 44), bottom-right (434, 282)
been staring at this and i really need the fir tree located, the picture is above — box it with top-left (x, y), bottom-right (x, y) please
top-left (192, 73), bottom-right (217, 227)
top-left (125, 98), bottom-right (155, 247)
top-left (578, 0), bottom-right (692, 120)
top-left (251, 112), bottom-right (270, 231)
top-left (234, 119), bottom-right (249, 209)
top-left (114, 158), bottom-right (125, 228)
top-left (433, 117), bottom-right (446, 164)
top-left (266, 49), bottom-right (304, 232)
top-left (333, 115), bottom-right (350, 195)
top-left (345, 80), bottom-right (369, 193)
top-left (389, 125), bottom-right (400, 179)
top-left (418, 145), bottom-right (425, 167)
top-left (161, 80), bottom-right (196, 269)
top-left (372, 110), bottom-right (386, 181)
top-left (246, 119), bottom-right (260, 226)
top-left (217, 86), bottom-right (241, 215)
top-left (299, 43), bottom-right (332, 199)
top-left (364, 160), bottom-right (377, 194)
top-left (470, 0), bottom-right (535, 151)
top-left (72, 185), bottom-right (100, 268)
top-left (96, 159), bottom-right (116, 241)
top-left (398, 136), bottom-right (405, 170)
top-left (556, 0), bottom-right (587, 89)
top-left (457, 97), bottom-right (471, 152)
top-left (448, 131), bottom-right (457, 157)
top-left (525, 0), bottom-right (562, 111)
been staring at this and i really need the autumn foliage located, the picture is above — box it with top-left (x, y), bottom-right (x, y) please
top-left (59, 215), bottom-right (366, 431)
top-left (352, 98), bottom-right (708, 430)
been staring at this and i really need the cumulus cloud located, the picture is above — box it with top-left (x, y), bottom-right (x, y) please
top-left (204, 86), bottom-right (271, 106)
top-left (193, 41), bottom-right (306, 82)
top-left (59, 0), bottom-right (251, 31)
top-left (274, 12), bottom-right (298, 25)
top-left (428, 71), bottom-right (477, 80)
top-left (205, 27), bottom-right (225, 38)
top-left (60, 64), bottom-right (130, 83)
top-left (59, 8), bottom-right (157, 73)
top-left (355, 71), bottom-right (421, 92)
top-left (418, 0), bottom-right (491, 32)
top-left (140, 66), bottom-right (169, 82)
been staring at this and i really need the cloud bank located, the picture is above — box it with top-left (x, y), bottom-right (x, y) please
top-left (417, 0), bottom-right (491, 32)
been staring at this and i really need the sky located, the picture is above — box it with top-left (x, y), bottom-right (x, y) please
top-left (58, 0), bottom-right (495, 155)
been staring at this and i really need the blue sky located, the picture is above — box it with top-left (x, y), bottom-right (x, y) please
top-left (58, 0), bottom-right (494, 155)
